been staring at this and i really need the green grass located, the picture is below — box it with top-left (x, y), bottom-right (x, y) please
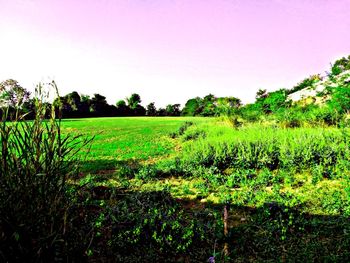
top-left (63, 117), bottom-right (350, 215)
top-left (60, 116), bottom-right (350, 262)
top-left (61, 117), bottom-right (207, 173)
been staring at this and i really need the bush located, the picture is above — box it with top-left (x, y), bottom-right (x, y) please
top-left (0, 82), bottom-right (92, 261)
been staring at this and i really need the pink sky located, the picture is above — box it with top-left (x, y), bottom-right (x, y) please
top-left (0, 0), bottom-right (349, 107)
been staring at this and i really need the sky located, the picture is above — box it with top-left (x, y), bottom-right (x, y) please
top-left (0, 0), bottom-right (350, 107)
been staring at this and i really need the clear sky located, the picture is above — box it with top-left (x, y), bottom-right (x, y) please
top-left (0, 0), bottom-right (349, 107)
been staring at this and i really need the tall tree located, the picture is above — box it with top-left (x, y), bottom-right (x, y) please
top-left (146, 102), bottom-right (157, 116)
top-left (66, 91), bottom-right (81, 111)
top-left (116, 99), bottom-right (131, 116)
top-left (127, 93), bottom-right (141, 109)
top-left (126, 93), bottom-right (145, 116)
top-left (90, 94), bottom-right (111, 116)
top-left (181, 97), bottom-right (202, 116)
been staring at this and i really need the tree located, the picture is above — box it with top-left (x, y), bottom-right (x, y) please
top-left (172, 104), bottom-right (181, 116)
top-left (201, 94), bottom-right (216, 116)
top-left (165, 104), bottom-right (181, 116)
top-left (116, 100), bottom-right (126, 108)
top-left (0, 79), bottom-right (30, 108)
top-left (90, 94), bottom-right (116, 116)
top-left (256, 89), bottom-right (268, 101)
top-left (53, 96), bottom-right (73, 117)
top-left (125, 93), bottom-right (146, 116)
top-left (146, 102), bottom-right (157, 116)
top-left (127, 93), bottom-right (141, 109)
top-left (330, 55), bottom-right (350, 76)
top-left (133, 105), bottom-right (146, 116)
top-left (157, 107), bottom-right (166, 116)
top-left (263, 89), bottom-right (289, 113)
top-left (181, 97), bottom-right (202, 116)
top-left (66, 91), bottom-right (81, 111)
top-left (116, 100), bottom-right (131, 116)
top-left (216, 97), bottom-right (241, 115)
top-left (79, 94), bottom-right (91, 116)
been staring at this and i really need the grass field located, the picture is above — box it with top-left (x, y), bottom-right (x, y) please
top-left (61, 117), bottom-right (207, 173)
top-left (59, 117), bottom-right (350, 261)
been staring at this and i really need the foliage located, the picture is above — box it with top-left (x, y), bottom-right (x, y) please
top-left (165, 103), bottom-right (181, 116)
top-left (327, 83), bottom-right (350, 114)
top-left (52, 116), bottom-right (350, 261)
top-left (288, 74), bottom-right (322, 94)
top-left (330, 55), bottom-right (350, 76)
top-left (0, 79), bottom-right (31, 108)
top-left (127, 93), bottom-right (141, 109)
top-left (146, 102), bottom-right (157, 116)
top-left (181, 97), bottom-right (202, 116)
top-left (109, 191), bottom-right (212, 258)
top-left (254, 89), bottom-right (289, 114)
top-left (181, 94), bottom-right (241, 117)
top-left (215, 96), bottom-right (241, 116)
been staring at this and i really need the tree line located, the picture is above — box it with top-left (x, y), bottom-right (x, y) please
top-left (0, 79), bottom-right (242, 118)
top-left (1, 54), bottom-right (350, 120)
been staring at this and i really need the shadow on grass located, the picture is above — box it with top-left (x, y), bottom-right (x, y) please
top-left (2, 179), bottom-right (349, 262)
top-left (75, 183), bottom-right (350, 263)
top-left (67, 157), bottom-right (350, 261)
top-left (78, 158), bottom-right (141, 175)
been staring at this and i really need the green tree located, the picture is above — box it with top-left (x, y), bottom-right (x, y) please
top-left (263, 89), bottom-right (289, 113)
top-left (181, 97), bottom-right (202, 116)
top-left (157, 107), bottom-right (166, 116)
top-left (90, 93), bottom-right (117, 116)
top-left (216, 97), bottom-right (241, 115)
top-left (146, 102), bottom-right (157, 116)
top-left (127, 93), bottom-right (141, 109)
top-left (66, 91), bottom-right (81, 111)
top-left (201, 94), bottom-right (216, 116)
top-left (126, 93), bottom-right (145, 116)
top-left (165, 104), bottom-right (181, 116)
top-left (116, 100), bottom-right (131, 116)
top-left (330, 55), bottom-right (350, 76)
top-left (254, 89), bottom-right (289, 114)
top-left (134, 105), bottom-right (146, 116)
top-left (255, 89), bottom-right (268, 101)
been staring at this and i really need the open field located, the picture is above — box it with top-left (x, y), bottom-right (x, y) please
top-left (61, 117), bottom-right (208, 172)
top-left (60, 117), bottom-right (350, 262)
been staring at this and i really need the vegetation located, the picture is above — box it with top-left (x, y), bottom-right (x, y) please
top-left (0, 82), bottom-right (93, 261)
top-left (2, 55), bottom-right (350, 262)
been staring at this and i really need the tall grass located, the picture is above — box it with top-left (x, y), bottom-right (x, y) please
top-left (0, 82), bottom-right (92, 261)
top-left (181, 124), bottom-right (350, 174)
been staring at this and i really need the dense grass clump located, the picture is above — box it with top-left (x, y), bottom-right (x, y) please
top-left (181, 125), bottom-right (350, 173)
top-left (0, 83), bottom-right (92, 262)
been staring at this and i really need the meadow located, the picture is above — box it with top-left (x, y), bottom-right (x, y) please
top-left (61, 117), bottom-right (350, 262)
top-left (2, 108), bottom-right (350, 262)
